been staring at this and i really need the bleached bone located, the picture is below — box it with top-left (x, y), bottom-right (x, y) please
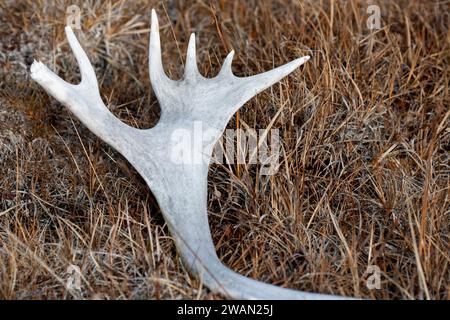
top-left (30, 10), bottom-right (347, 299)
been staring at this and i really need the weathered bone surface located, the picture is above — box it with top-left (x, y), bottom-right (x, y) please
top-left (30, 9), bottom-right (347, 299)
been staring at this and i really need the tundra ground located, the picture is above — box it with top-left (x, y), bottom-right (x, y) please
top-left (0, 0), bottom-right (449, 299)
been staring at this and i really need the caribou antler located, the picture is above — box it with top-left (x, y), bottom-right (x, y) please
top-left (30, 10), bottom-right (347, 299)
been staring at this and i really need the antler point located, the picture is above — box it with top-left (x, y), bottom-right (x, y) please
top-left (151, 9), bottom-right (158, 29)
top-left (64, 26), bottom-right (73, 34)
top-left (185, 33), bottom-right (198, 77)
top-left (188, 33), bottom-right (196, 50)
top-left (30, 59), bottom-right (40, 74)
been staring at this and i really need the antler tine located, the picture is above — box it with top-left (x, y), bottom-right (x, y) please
top-left (65, 26), bottom-right (99, 90)
top-left (237, 55), bottom-right (310, 103)
top-left (184, 33), bottom-right (200, 78)
top-left (218, 50), bottom-right (235, 77)
top-left (149, 9), bottom-right (172, 87)
top-left (30, 60), bottom-right (75, 106)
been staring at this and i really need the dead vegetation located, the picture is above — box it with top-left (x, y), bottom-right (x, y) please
top-left (0, 0), bottom-right (449, 299)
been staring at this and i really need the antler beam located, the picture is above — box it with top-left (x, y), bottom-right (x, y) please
top-left (31, 9), bottom-right (348, 300)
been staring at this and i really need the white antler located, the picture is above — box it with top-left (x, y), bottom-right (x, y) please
top-left (31, 9), bottom-right (348, 300)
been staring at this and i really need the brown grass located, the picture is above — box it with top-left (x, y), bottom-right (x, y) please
top-left (0, 0), bottom-right (449, 299)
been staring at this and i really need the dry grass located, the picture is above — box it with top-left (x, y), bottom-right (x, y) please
top-left (0, 0), bottom-right (449, 300)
